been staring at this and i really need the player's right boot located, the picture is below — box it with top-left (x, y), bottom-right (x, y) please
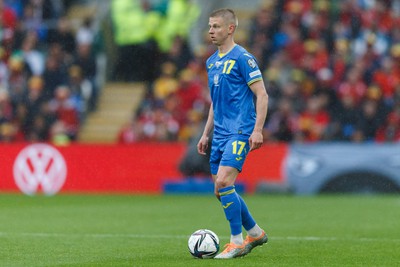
top-left (214, 243), bottom-right (246, 259)
top-left (243, 230), bottom-right (268, 255)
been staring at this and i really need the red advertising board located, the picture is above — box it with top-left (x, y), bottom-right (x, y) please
top-left (241, 143), bottom-right (288, 191)
top-left (0, 143), bottom-right (287, 194)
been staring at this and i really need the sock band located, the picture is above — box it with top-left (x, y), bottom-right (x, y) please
top-left (218, 185), bottom-right (235, 196)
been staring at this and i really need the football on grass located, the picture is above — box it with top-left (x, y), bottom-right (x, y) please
top-left (188, 229), bottom-right (220, 259)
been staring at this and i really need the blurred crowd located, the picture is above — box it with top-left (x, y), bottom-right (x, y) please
top-left (119, 0), bottom-right (400, 144)
top-left (0, 0), bottom-right (99, 143)
top-left (2, 0), bottom-right (399, 145)
top-left (257, 0), bottom-right (400, 143)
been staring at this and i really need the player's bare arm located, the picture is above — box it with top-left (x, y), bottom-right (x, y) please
top-left (249, 80), bottom-right (268, 151)
top-left (197, 104), bottom-right (214, 155)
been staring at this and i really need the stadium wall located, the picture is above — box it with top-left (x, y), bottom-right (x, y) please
top-left (0, 143), bottom-right (287, 195)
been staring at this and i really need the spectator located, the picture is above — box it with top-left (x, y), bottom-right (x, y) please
top-left (164, 35), bottom-right (193, 72)
top-left (20, 2), bottom-right (48, 41)
top-left (47, 16), bottom-right (76, 57)
top-left (152, 61), bottom-right (178, 102)
top-left (0, 0), bottom-right (17, 30)
top-left (0, 88), bottom-right (12, 124)
top-left (279, 21), bottom-right (305, 67)
top-left (48, 85), bottom-right (80, 140)
top-left (263, 97), bottom-right (298, 142)
top-left (49, 120), bottom-right (71, 145)
top-left (375, 104), bottom-right (400, 142)
top-left (314, 68), bottom-right (340, 117)
top-left (42, 51), bottom-right (68, 100)
top-left (21, 75), bottom-right (46, 138)
top-left (175, 68), bottom-right (203, 121)
top-left (20, 31), bottom-right (45, 75)
top-left (72, 43), bottom-right (98, 111)
top-left (75, 17), bottom-right (94, 46)
top-left (0, 47), bottom-right (9, 89)
top-left (336, 67), bottom-right (367, 106)
top-left (67, 64), bottom-right (92, 119)
top-left (26, 113), bottom-right (48, 141)
top-left (329, 94), bottom-right (360, 141)
top-left (300, 39), bottom-right (329, 75)
top-left (330, 38), bottom-right (350, 87)
top-left (355, 99), bottom-right (382, 142)
top-left (372, 56), bottom-right (400, 106)
top-left (117, 120), bottom-right (142, 144)
top-left (295, 95), bottom-right (330, 142)
top-left (8, 55), bottom-right (30, 105)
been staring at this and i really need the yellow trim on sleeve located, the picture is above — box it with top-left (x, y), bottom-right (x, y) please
top-left (248, 77), bottom-right (263, 86)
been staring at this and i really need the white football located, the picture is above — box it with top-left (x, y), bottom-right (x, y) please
top-left (188, 229), bottom-right (220, 259)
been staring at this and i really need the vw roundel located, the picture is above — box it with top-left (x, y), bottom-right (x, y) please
top-left (13, 143), bottom-right (67, 196)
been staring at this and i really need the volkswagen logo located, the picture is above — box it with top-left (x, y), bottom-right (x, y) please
top-left (13, 143), bottom-right (67, 196)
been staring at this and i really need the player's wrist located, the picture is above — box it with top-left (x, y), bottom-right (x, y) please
top-left (252, 128), bottom-right (263, 133)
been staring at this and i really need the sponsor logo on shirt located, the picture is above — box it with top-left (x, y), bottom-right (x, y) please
top-left (249, 70), bottom-right (261, 78)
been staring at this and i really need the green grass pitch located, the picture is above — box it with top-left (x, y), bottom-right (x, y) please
top-left (1, 193), bottom-right (399, 266)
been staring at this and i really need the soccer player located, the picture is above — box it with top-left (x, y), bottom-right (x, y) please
top-left (197, 8), bottom-right (269, 259)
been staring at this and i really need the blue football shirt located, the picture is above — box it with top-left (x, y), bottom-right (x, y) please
top-left (206, 44), bottom-right (263, 137)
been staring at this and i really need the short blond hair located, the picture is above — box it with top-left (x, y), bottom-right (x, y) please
top-left (210, 8), bottom-right (238, 28)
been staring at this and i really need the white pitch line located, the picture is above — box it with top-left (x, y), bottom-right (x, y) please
top-left (0, 232), bottom-right (399, 243)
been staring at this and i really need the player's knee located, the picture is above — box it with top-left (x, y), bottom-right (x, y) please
top-left (215, 178), bottom-right (230, 190)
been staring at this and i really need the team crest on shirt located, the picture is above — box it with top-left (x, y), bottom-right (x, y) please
top-left (214, 74), bottom-right (219, 86)
top-left (215, 61), bottom-right (223, 68)
top-left (247, 58), bottom-right (257, 68)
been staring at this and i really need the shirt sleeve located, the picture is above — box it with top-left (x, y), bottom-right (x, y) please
top-left (238, 53), bottom-right (263, 86)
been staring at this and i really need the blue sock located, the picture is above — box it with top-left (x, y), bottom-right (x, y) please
top-left (219, 186), bottom-right (242, 236)
top-left (237, 193), bottom-right (256, 231)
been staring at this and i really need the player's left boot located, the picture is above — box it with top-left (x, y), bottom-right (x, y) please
top-left (243, 230), bottom-right (268, 255)
top-left (214, 243), bottom-right (246, 259)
